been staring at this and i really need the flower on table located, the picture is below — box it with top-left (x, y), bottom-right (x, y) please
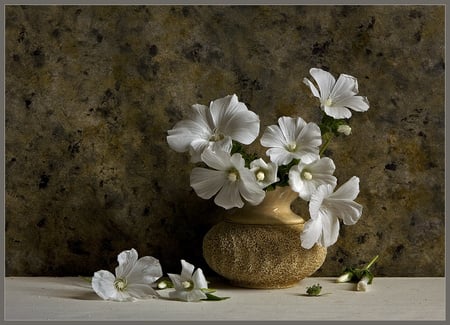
top-left (249, 158), bottom-right (279, 189)
top-left (91, 248), bottom-right (163, 302)
top-left (167, 94), bottom-right (260, 163)
top-left (260, 116), bottom-right (322, 166)
top-left (168, 260), bottom-right (208, 302)
top-left (300, 176), bottom-right (363, 249)
top-left (190, 148), bottom-right (265, 209)
top-left (288, 157), bottom-right (337, 201)
top-left (303, 68), bottom-right (369, 119)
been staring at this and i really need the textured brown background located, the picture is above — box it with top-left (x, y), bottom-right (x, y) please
top-left (5, 5), bottom-right (444, 276)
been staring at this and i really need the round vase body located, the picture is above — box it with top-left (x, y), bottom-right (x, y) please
top-left (202, 187), bottom-right (327, 289)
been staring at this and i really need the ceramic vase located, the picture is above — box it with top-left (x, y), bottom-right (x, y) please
top-left (202, 186), bottom-right (327, 289)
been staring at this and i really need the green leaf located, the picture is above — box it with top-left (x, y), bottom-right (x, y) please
top-left (202, 292), bottom-right (230, 301)
top-left (339, 255), bottom-right (379, 283)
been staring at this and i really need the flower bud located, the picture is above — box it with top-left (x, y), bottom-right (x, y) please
top-left (337, 125), bottom-right (352, 136)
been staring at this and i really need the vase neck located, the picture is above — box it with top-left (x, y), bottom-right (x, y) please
top-left (224, 186), bottom-right (305, 225)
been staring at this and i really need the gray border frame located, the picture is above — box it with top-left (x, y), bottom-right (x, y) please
top-left (1, 0), bottom-right (447, 324)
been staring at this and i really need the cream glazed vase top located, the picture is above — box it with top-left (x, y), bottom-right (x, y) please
top-left (202, 186), bottom-right (327, 289)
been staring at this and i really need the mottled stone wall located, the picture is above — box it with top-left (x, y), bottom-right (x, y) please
top-left (5, 5), bottom-right (444, 276)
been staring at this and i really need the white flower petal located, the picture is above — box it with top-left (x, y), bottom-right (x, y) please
top-left (229, 153), bottom-right (245, 170)
top-left (288, 165), bottom-right (303, 190)
top-left (167, 126), bottom-right (203, 153)
top-left (166, 104), bottom-right (213, 153)
top-left (303, 77), bottom-right (321, 99)
top-left (325, 199), bottom-right (363, 225)
top-left (214, 181), bottom-right (243, 209)
top-left (260, 124), bottom-right (287, 148)
top-left (330, 176), bottom-right (360, 201)
top-left (127, 283), bottom-right (158, 299)
top-left (279, 116), bottom-right (305, 144)
top-left (250, 158), bottom-right (268, 170)
top-left (296, 122), bottom-right (322, 149)
top-left (310, 157), bottom-right (336, 175)
top-left (127, 256), bottom-right (163, 285)
top-left (266, 147), bottom-right (294, 165)
top-left (188, 139), bottom-right (210, 163)
top-left (330, 73), bottom-right (359, 102)
top-left (92, 270), bottom-right (118, 301)
top-left (167, 273), bottom-right (184, 290)
top-left (115, 249), bottom-right (139, 278)
top-left (180, 259), bottom-right (195, 281)
top-left (186, 289), bottom-right (207, 302)
top-left (190, 168), bottom-right (226, 199)
top-left (209, 94), bottom-right (239, 125)
top-left (168, 289), bottom-right (190, 301)
top-left (300, 217), bottom-right (322, 249)
top-left (190, 104), bottom-right (215, 129)
top-left (192, 268), bottom-right (208, 289)
top-left (309, 68), bottom-right (335, 102)
top-left (221, 110), bottom-right (260, 145)
top-left (209, 136), bottom-right (233, 154)
top-left (334, 95), bottom-right (370, 113)
top-left (309, 184), bottom-right (334, 219)
top-left (294, 148), bottom-right (320, 165)
top-left (168, 289), bottom-right (206, 302)
top-left (238, 169), bottom-right (266, 205)
top-left (201, 148), bottom-right (232, 171)
top-left (318, 209), bottom-right (340, 247)
top-left (324, 105), bottom-right (353, 119)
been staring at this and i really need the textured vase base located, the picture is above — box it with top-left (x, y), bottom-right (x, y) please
top-left (203, 221), bottom-right (327, 289)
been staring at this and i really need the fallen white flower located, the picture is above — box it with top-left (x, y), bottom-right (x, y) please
top-left (168, 260), bottom-right (208, 302)
top-left (92, 248), bottom-right (163, 302)
top-left (357, 276), bottom-right (371, 291)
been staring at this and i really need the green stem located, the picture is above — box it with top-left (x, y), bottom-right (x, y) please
top-left (365, 255), bottom-right (379, 270)
top-left (319, 133), bottom-right (334, 156)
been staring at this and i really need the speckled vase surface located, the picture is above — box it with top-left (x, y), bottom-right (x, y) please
top-left (202, 187), bottom-right (327, 289)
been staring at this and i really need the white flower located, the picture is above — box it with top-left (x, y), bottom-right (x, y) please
top-left (168, 260), bottom-right (208, 302)
top-left (260, 116), bottom-right (322, 166)
top-left (303, 68), bottom-right (369, 119)
top-left (288, 157), bottom-right (337, 201)
top-left (300, 176), bottom-right (363, 249)
top-left (190, 148), bottom-right (265, 209)
top-left (167, 94), bottom-right (260, 162)
top-left (337, 124), bottom-right (352, 136)
top-left (92, 248), bottom-right (163, 302)
top-left (249, 158), bottom-right (279, 189)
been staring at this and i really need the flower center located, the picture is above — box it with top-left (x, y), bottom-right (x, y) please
top-left (325, 97), bottom-right (333, 106)
top-left (209, 129), bottom-right (225, 142)
top-left (256, 170), bottom-right (265, 181)
top-left (228, 170), bottom-right (239, 182)
top-left (302, 170), bottom-right (313, 180)
top-left (114, 278), bottom-right (127, 291)
top-left (182, 280), bottom-right (194, 290)
top-left (286, 142), bottom-right (297, 152)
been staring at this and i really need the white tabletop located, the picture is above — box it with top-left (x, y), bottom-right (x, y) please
top-left (4, 276), bottom-right (445, 321)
